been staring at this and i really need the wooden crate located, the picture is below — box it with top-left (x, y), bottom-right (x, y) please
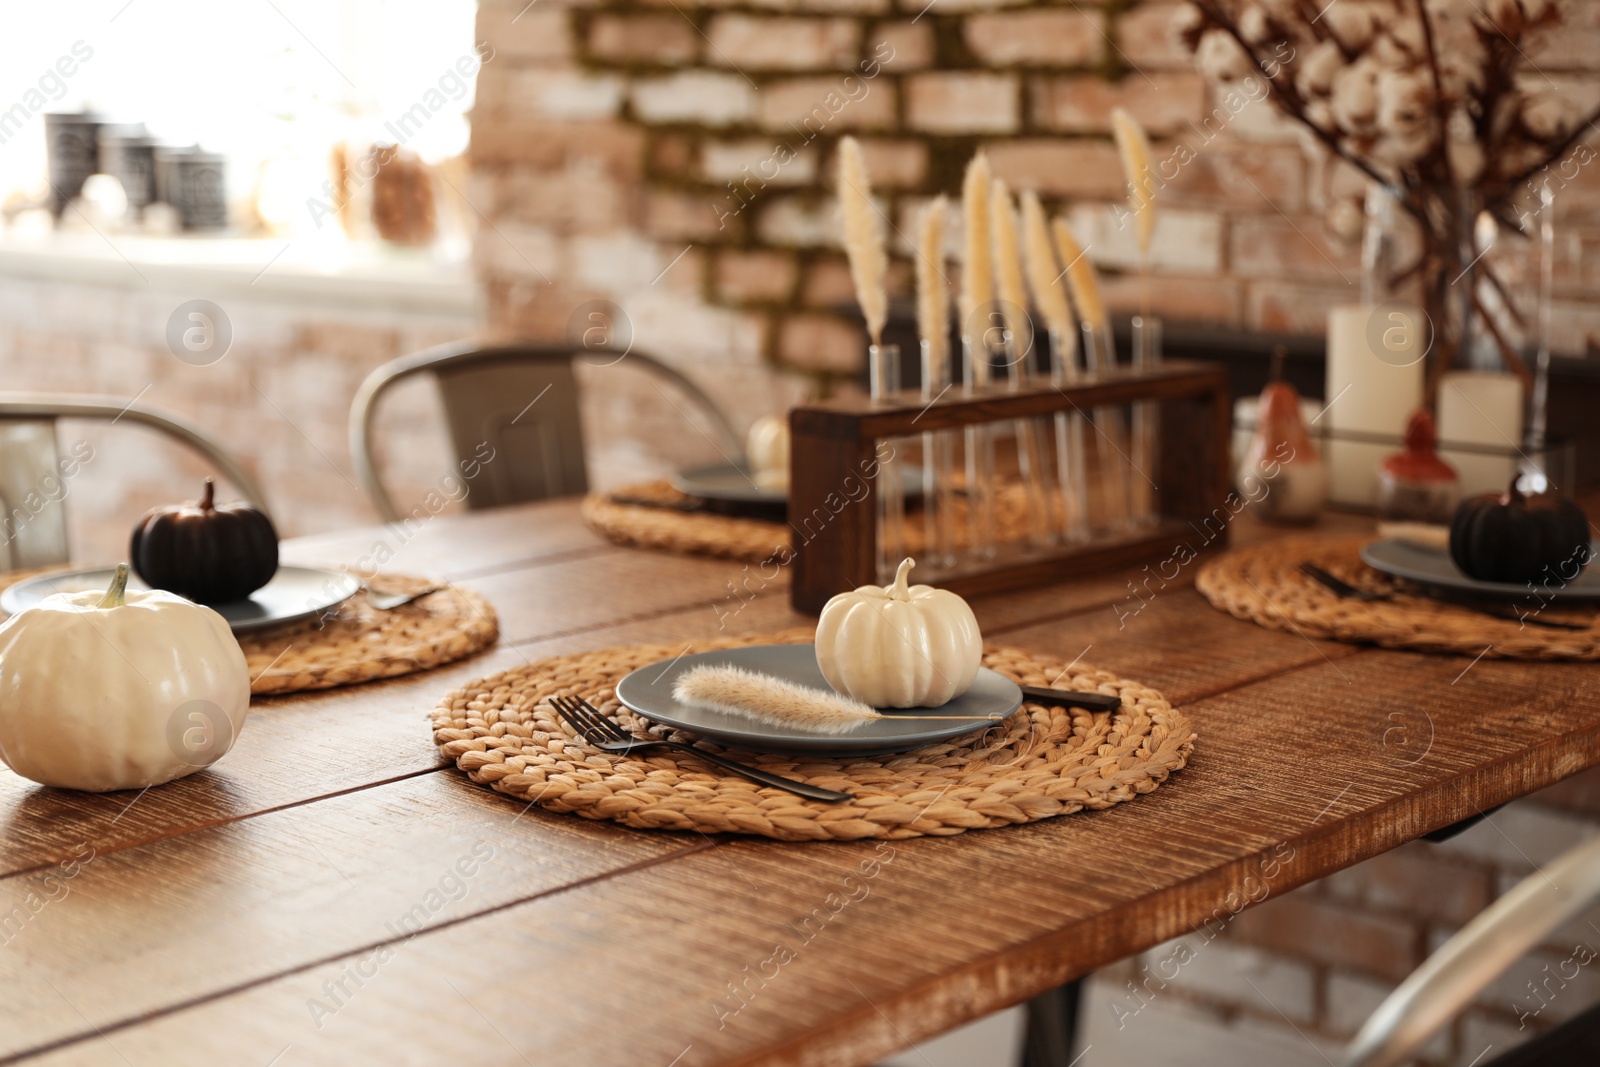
top-left (788, 359), bottom-right (1232, 613)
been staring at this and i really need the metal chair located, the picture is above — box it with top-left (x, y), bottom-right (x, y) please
top-left (1342, 832), bottom-right (1600, 1067)
top-left (0, 393), bottom-right (270, 572)
top-left (349, 341), bottom-right (746, 523)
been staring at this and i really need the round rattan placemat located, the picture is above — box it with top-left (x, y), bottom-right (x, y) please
top-left (1196, 535), bottom-right (1600, 660)
top-left (0, 568), bottom-right (500, 696)
top-left (430, 629), bottom-right (1196, 841)
top-left (242, 575), bottom-right (499, 695)
top-left (583, 480), bottom-right (1043, 564)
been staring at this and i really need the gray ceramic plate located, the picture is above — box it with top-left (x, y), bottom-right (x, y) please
top-left (614, 644), bottom-right (1020, 755)
top-left (0, 566), bottom-right (361, 633)
top-left (1360, 538), bottom-right (1600, 602)
top-left (671, 463), bottom-right (923, 506)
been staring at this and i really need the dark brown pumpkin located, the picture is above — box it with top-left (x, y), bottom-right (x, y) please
top-left (1448, 478), bottom-right (1592, 586)
top-left (130, 479), bottom-right (278, 605)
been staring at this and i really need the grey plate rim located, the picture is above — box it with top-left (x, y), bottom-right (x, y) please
top-left (1360, 537), bottom-right (1600, 603)
top-left (0, 565), bottom-right (361, 633)
top-left (614, 644), bottom-right (1021, 756)
top-left (669, 462), bottom-right (783, 505)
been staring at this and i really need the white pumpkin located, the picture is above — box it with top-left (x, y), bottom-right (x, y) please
top-left (746, 414), bottom-right (789, 491)
top-left (0, 564), bottom-right (250, 792)
top-left (815, 558), bottom-right (982, 709)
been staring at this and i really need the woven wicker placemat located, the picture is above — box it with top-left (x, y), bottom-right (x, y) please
top-left (1196, 535), bottom-right (1600, 660)
top-left (430, 629), bottom-right (1195, 841)
top-left (583, 480), bottom-right (1043, 564)
top-left (242, 575), bottom-right (499, 696)
top-left (0, 568), bottom-right (499, 696)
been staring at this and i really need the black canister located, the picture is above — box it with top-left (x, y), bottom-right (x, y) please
top-left (97, 124), bottom-right (158, 213)
top-left (43, 111), bottom-right (103, 216)
top-left (167, 150), bottom-right (227, 230)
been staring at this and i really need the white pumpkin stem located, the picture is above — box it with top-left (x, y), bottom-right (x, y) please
top-left (890, 557), bottom-right (915, 600)
top-left (200, 478), bottom-right (216, 511)
top-left (99, 563), bottom-right (130, 609)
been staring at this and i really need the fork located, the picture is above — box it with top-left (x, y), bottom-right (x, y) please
top-left (1298, 562), bottom-right (1590, 632)
top-left (548, 694), bottom-right (852, 803)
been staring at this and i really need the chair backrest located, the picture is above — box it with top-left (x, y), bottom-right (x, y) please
top-left (350, 341), bottom-right (746, 523)
top-left (1341, 832), bottom-right (1600, 1067)
top-left (0, 393), bottom-right (271, 572)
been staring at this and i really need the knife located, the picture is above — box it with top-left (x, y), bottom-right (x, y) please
top-left (1018, 686), bottom-right (1123, 713)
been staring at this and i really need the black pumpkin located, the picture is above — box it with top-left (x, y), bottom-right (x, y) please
top-left (130, 479), bottom-right (278, 604)
top-left (1448, 478), bottom-right (1592, 586)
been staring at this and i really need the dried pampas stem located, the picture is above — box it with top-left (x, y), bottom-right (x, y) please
top-left (837, 136), bottom-right (888, 347)
top-left (1051, 218), bottom-right (1108, 333)
top-left (1020, 191), bottom-right (1074, 344)
top-left (671, 664), bottom-right (1002, 735)
top-left (915, 196), bottom-right (950, 380)
top-left (1111, 108), bottom-right (1157, 261)
top-left (959, 153), bottom-right (994, 351)
top-left (989, 179), bottom-right (1031, 360)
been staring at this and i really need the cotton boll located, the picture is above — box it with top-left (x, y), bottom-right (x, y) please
top-left (1328, 196), bottom-right (1366, 241)
top-left (1239, 5), bottom-right (1270, 44)
top-left (1324, 2), bottom-right (1379, 49)
top-left (1307, 99), bottom-right (1336, 130)
top-left (1523, 93), bottom-right (1568, 139)
top-left (1377, 70), bottom-right (1433, 139)
top-left (1197, 29), bottom-right (1253, 82)
top-left (1332, 61), bottom-right (1381, 132)
top-left (1297, 40), bottom-right (1345, 98)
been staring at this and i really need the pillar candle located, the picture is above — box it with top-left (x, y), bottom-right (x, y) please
top-left (1324, 305), bottom-right (1425, 506)
top-left (1437, 371), bottom-right (1524, 497)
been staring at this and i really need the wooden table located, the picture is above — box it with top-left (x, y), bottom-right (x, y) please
top-left (3, 501), bottom-right (1598, 1066)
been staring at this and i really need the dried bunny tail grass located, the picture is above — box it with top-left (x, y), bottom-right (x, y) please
top-left (672, 664), bottom-right (878, 735)
top-left (988, 178), bottom-right (1031, 357)
top-left (1019, 190), bottom-right (1074, 344)
top-left (1111, 107), bottom-right (1157, 259)
top-left (837, 136), bottom-right (887, 347)
top-left (1052, 217), bottom-right (1108, 333)
top-left (915, 196), bottom-right (951, 380)
top-left (959, 152), bottom-right (994, 343)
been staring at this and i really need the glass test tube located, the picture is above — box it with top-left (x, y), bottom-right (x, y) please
top-left (1048, 328), bottom-right (1092, 543)
top-left (1130, 314), bottom-right (1162, 527)
top-left (1001, 317), bottom-right (1052, 547)
top-left (920, 338), bottom-right (957, 571)
top-left (869, 343), bottom-right (905, 583)
top-left (1082, 321), bottom-right (1132, 532)
top-left (961, 335), bottom-right (996, 561)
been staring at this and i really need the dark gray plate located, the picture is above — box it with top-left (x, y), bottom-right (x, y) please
top-left (615, 644), bottom-right (1020, 756)
top-left (0, 566), bottom-right (361, 633)
top-left (1360, 538), bottom-right (1600, 602)
top-left (670, 463), bottom-right (924, 506)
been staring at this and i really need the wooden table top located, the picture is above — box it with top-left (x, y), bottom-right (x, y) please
top-left (4, 501), bottom-right (1598, 1067)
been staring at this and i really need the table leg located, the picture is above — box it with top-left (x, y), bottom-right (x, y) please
top-left (1021, 977), bottom-right (1082, 1067)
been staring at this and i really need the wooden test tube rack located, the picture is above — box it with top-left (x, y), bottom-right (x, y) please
top-left (787, 359), bottom-right (1232, 614)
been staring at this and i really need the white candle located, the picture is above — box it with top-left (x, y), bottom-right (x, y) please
top-left (1437, 371), bottom-right (1524, 497)
top-left (1324, 305), bottom-right (1425, 506)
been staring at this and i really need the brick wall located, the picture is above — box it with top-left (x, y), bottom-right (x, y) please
top-left (464, 2), bottom-right (1600, 1064)
top-left (469, 0), bottom-right (1600, 473)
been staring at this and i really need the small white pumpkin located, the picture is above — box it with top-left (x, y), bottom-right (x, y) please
top-left (746, 413), bottom-right (789, 492)
top-left (0, 564), bottom-right (250, 792)
top-left (815, 558), bottom-right (982, 708)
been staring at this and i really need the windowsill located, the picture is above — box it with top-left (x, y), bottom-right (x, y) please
top-left (0, 231), bottom-right (480, 317)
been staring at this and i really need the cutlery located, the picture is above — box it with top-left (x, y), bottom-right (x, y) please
top-left (362, 583), bottom-right (442, 611)
top-left (549, 693), bottom-right (852, 803)
top-left (1018, 686), bottom-right (1123, 713)
top-left (1298, 562), bottom-right (1591, 632)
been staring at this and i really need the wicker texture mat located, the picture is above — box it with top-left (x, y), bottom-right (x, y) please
top-left (0, 568), bottom-right (499, 697)
top-left (242, 576), bottom-right (499, 695)
top-left (583, 480), bottom-right (1042, 564)
top-left (1196, 535), bottom-right (1600, 660)
top-left (430, 629), bottom-right (1195, 841)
